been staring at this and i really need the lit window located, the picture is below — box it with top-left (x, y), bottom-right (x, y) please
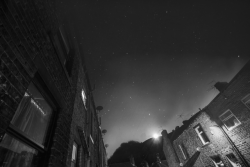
top-left (81, 90), bottom-right (87, 108)
top-left (242, 94), bottom-right (250, 110)
top-left (219, 110), bottom-right (241, 130)
top-left (71, 142), bottom-right (78, 167)
top-left (194, 125), bottom-right (210, 145)
top-left (226, 153), bottom-right (241, 167)
top-left (179, 144), bottom-right (187, 160)
top-left (210, 155), bottom-right (225, 167)
top-left (89, 135), bottom-right (94, 144)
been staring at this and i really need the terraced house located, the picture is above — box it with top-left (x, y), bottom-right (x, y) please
top-left (0, 0), bottom-right (107, 167)
top-left (161, 61), bottom-right (250, 167)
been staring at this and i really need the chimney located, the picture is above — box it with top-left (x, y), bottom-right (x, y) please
top-left (161, 130), bottom-right (180, 167)
top-left (182, 120), bottom-right (188, 125)
top-left (129, 155), bottom-right (135, 166)
top-left (214, 82), bottom-right (228, 92)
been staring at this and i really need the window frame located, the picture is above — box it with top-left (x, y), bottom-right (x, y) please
top-left (48, 27), bottom-right (72, 84)
top-left (178, 144), bottom-right (187, 160)
top-left (219, 110), bottom-right (241, 131)
top-left (242, 94), bottom-right (250, 110)
top-left (194, 124), bottom-right (210, 145)
top-left (4, 73), bottom-right (58, 165)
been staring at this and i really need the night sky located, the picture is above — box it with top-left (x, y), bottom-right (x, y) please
top-left (57, 0), bottom-right (250, 157)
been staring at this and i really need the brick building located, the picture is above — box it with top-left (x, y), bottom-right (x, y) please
top-left (0, 0), bottom-right (107, 167)
top-left (161, 61), bottom-right (250, 167)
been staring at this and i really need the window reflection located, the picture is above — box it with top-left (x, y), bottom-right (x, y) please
top-left (11, 83), bottom-right (52, 145)
top-left (0, 134), bottom-right (40, 167)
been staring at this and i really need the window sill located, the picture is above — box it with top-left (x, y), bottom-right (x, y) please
top-left (201, 142), bottom-right (210, 148)
top-left (225, 123), bottom-right (241, 131)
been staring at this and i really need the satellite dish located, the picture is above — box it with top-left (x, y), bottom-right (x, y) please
top-left (105, 144), bottom-right (109, 148)
top-left (96, 106), bottom-right (103, 111)
top-left (102, 129), bottom-right (107, 135)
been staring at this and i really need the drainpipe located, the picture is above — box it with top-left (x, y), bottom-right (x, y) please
top-left (212, 125), bottom-right (249, 167)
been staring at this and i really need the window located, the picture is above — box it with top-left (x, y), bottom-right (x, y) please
top-left (242, 94), bottom-right (250, 110)
top-left (210, 155), bottom-right (225, 167)
top-left (81, 89), bottom-right (87, 109)
top-left (178, 144), bottom-right (187, 160)
top-left (226, 153), bottom-right (241, 167)
top-left (219, 110), bottom-right (241, 130)
top-left (59, 26), bottom-right (70, 54)
top-left (194, 125), bottom-right (210, 145)
top-left (71, 142), bottom-right (78, 167)
top-left (0, 82), bottom-right (54, 167)
top-left (51, 25), bottom-right (74, 77)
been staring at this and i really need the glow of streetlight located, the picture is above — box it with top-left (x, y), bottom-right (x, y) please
top-left (153, 133), bottom-right (160, 139)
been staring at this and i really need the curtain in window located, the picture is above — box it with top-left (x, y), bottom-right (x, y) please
top-left (11, 94), bottom-right (47, 145)
top-left (225, 156), bottom-right (241, 167)
top-left (11, 86), bottom-right (52, 145)
top-left (0, 134), bottom-right (38, 167)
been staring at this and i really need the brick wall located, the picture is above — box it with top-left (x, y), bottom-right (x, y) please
top-left (67, 59), bottom-right (88, 167)
top-left (161, 62), bottom-right (250, 167)
top-left (172, 112), bottom-right (245, 167)
top-left (0, 0), bottom-right (109, 167)
top-left (207, 61), bottom-right (250, 165)
top-left (0, 0), bottom-right (107, 166)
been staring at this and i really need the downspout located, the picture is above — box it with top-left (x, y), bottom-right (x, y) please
top-left (214, 125), bottom-right (249, 167)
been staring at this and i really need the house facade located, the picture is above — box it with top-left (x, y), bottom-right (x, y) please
top-left (0, 0), bottom-right (107, 167)
top-left (161, 61), bottom-right (250, 167)
top-left (206, 61), bottom-right (250, 166)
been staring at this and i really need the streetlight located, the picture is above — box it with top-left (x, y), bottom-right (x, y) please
top-left (209, 125), bottom-right (249, 167)
top-left (153, 133), bottom-right (160, 139)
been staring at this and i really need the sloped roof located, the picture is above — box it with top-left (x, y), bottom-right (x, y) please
top-left (168, 110), bottom-right (203, 141)
top-left (168, 60), bottom-right (250, 142)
